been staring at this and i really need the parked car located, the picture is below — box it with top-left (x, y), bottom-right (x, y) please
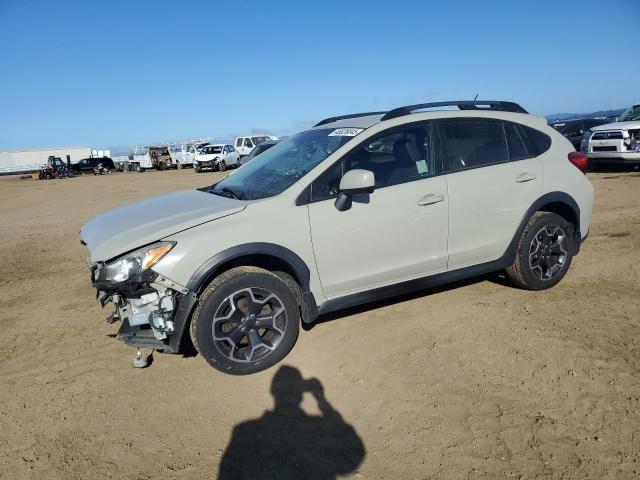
top-left (81, 100), bottom-right (593, 375)
top-left (239, 139), bottom-right (280, 166)
top-left (550, 119), bottom-right (608, 150)
top-left (234, 135), bottom-right (278, 157)
top-left (581, 103), bottom-right (640, 167)
top-left (194, 144), bottom-right (239, 172)
top-left (72, 157), bottom-right (115, 173)
top-left (170, 141), bottom-right (210, 168)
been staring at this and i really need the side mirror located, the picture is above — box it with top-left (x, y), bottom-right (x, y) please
top-left (334, 169), bottom-right (375, 211)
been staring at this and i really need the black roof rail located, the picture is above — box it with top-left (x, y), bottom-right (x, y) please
top-left (380, 100), bottom-right (528, 121)
top-left (314, 111), bottom-right (387, 127)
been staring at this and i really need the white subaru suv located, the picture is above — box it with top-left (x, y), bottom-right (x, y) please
top-left (194, 144), bottom-right (239, 172)
top-left (81, 100), bottom-right (593, 375)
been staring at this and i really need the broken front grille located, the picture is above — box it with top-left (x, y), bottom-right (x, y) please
top-left (592, 131), bottom-right (623, 140)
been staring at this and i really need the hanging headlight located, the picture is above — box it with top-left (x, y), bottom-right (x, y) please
top-left (96, 242), bottom-right (175, 284)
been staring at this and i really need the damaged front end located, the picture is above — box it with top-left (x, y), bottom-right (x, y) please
top-left (89, 242), bottom-right (197, 353)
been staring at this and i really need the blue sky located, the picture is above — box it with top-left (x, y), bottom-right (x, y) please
top-left (0, 0), bottom-right (638, 151)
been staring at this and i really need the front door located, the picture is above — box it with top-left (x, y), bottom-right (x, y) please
top-left (307, 122), bottom-right (449, 298)
top-left (185, 145), bottom-right (196, 165)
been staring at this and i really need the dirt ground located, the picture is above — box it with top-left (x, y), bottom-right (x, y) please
top-left (1, 167), bottom-right (639, 479)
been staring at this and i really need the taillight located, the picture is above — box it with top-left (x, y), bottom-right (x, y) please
top-left (568, 151), bottom-right (588, 174)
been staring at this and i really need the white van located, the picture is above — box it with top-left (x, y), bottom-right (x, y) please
top-left (234, 135), bottom-right (278, 157)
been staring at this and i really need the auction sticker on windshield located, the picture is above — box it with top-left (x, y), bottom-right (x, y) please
top-left (328, 128), bottom-right (364, 137)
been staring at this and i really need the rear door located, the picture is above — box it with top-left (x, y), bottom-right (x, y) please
top-left (228, 145), bottom-right (239, 165)
top-left (440, 118), bottom-right (543, 269)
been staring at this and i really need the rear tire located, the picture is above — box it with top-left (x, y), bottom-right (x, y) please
top-left (506, 212), bottom-right (574, 290)
top-left (190, 266), bottom-right (300, 375)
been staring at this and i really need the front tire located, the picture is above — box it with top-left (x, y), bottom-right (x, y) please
top-left (218, 160), bottom-right (226, 172)
top-left (190, 266), bottom-right (300, 375)
top-left (506, 212), bottom-right (574, 290)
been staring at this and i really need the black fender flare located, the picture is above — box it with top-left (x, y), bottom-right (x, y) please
top-left (187, 242), bottom-right (311, 294)
top-left (504, 191), bottom-right (581, 263)
top-left (186, 242), bottom-right (318, 323)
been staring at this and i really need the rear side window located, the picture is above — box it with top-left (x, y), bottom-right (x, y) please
top-left (235, 138), bottom-right (243, 147)
top-left (519, 125), bottom-right (551, 155)
top-left (440, 118), bottom-right (508, 172)
top-left (503, 122), bottom-right (531, 160)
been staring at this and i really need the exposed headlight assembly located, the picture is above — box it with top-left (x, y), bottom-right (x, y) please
top-left (96, 241), bottom-right (175, 284)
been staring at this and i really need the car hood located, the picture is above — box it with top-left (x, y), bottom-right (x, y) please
top-left (591, 120), bottom-right (640, 131)
top-left (195, 154), bottom-right (221, 161)
top-left (81, 189), bottom-right (246, 262)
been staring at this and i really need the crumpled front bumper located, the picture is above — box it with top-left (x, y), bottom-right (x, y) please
top-left (91, 267), bottom-right (197, 353)
top-left (196, 160), bottom-right (217, 170)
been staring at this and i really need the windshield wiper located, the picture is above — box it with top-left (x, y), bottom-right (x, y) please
top-left (217, 186), bottom-right (242, 200)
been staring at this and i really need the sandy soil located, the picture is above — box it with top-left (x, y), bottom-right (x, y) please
top-left (1, 168), bottom-right (639, 479)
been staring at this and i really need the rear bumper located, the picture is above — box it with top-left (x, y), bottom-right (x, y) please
top-left (587, 151), bottom-right (640, 162)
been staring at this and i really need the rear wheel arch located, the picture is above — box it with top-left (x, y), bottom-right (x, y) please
top-left (537, 200), bottom-right (579, 233)
top-left (505, 192), bottom-right (581, 262)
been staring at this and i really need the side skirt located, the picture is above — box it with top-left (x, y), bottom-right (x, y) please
top-left (317, 257), bottom-right (508, 316)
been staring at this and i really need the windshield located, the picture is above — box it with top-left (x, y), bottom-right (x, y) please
top-left (251, 136), bottom-right (272, 145)
top-left (618, 105), bottom-right (640, 122)
top-left (208, 129), bottom-right (356, 200)
top-left (202, 146), bottom-right (223, 154)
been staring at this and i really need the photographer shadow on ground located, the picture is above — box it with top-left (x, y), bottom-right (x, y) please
top-left (218, 366), bottom-right (365, 480)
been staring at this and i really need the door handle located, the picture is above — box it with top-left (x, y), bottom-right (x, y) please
top-left (417, 193), bottom-right (445, 206)
top-left (516, 172), bottom-right (537, 183)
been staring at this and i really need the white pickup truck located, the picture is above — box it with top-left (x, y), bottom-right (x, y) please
top-left (582, 103), bottom-right (640, 167)
top-left (234, 135), bottom-right (278, 157)
top-left (169, 141), bottom-right (210, 168)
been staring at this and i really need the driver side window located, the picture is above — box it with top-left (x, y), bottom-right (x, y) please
top-left (310, 122), bottom-right (435, 202)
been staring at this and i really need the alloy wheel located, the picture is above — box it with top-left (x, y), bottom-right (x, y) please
top-left (528, 225), bottom-right (568, 281)
top-left (211, 287), bottom-right (287, 362)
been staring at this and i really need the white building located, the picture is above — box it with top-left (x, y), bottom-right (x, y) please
top-left (0, 146), bottom-right (92, 174)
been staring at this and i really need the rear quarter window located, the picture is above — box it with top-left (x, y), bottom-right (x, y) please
top-left (519, 125), bottom-right (552, 156)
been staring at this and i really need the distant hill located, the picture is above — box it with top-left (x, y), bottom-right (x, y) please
top-left (546, 108), bottom-right (626, 123)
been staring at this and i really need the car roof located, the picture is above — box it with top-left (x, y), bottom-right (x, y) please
top-left (313, 114), bottom-right (384, 130)
top-left (312, 100), bottom-right (529, 131)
